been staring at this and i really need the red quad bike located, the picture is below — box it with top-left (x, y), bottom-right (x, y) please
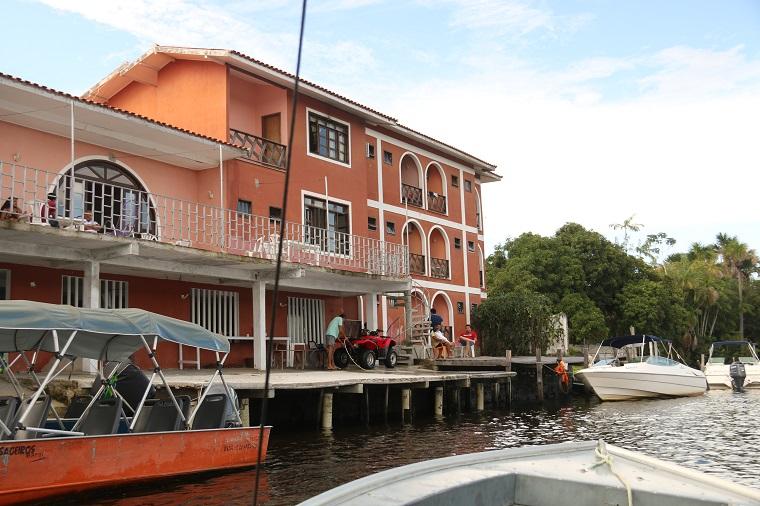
top-left (334, 326), bottom-right (397, 370)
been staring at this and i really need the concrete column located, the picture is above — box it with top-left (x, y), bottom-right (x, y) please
top-left (364, 292), bottom-right (378, 330)
top-left (434, 387), bottom-right (443, 416)
top-left (494, 383), bottom-right (500, 408)
top-left (401, 388), bottom-right (411, 423)
top-left (239, 398), bottom-right (250, 427)
top-left (321, 391), bottom-right (333, 429)
top-left (476, 383), bottom-right (484, 412)
top-left (252, 281), bottom-right (267, 370)
top-left (79, 261), bottom-right (100, 373)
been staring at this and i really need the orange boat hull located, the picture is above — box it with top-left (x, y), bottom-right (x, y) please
top-left (0, 426), bottom-right (270, 505)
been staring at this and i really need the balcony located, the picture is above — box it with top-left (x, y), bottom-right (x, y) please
top-left (430, 257), bottom-right (449, 279)
top-left (229, 129), bottom-right (287, 170)
top-left (427, 192), bottom-right (447, 214)
top-left (401, 184), bottom-right (423, 208)
top-left (409, 252), bottom-right (426, 275)
top-left (0, 161), bottom-right (408, 278)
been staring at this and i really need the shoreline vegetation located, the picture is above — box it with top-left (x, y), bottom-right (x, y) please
top-left (475, 220), bottom-right (759, 366)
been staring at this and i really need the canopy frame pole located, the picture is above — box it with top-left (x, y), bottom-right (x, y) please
top-left (187, 368), bottom-right (221, 428)
top-left (139, 335), bottom-right (185, 424)
top-left (0, 415), bottom-right (11, 437)
top-left (18, 330), bottom-right (77, 426)
top-left (214, 351), bottom-right (242, 425)
top-left (129, 371), bottom-right (157, 432)
top-left (71, 370), bottom-right (114, 432)
top-left (17, 351), bottom-right (73, 429)
top-left (0, 353), bottom-right (24, 399)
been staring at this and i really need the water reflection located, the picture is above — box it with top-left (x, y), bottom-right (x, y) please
top-left (74, 390), bottom-right (760, 506)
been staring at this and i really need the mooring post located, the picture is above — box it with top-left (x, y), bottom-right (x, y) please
top-left (401, 388), bottom-right (411, 423)
top-left (321, 391), bottom-right (333, 430)
top-left (239, 398), bottom-right (250, 427)
top-left (361, 387), bottom-right (370, 425)
top-left (700, 353), bottom-right (705, 371)
top-left (493, 383), bottom-right (500, 408)
top-left (434, 386), bottom-right (444, 416)
top-left (505, 349), bottom-right (512, 372)
top-left (536, 346), bottom-right (544, 401)
top-left (583, 345), bottom-right (590, 368)
top-left (476, 383), bottom-right (484, 412)
top-left (383, 385), bottom-right (389, 423)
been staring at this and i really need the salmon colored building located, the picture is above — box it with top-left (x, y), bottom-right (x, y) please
top-left (0, 45), bottom-right (499, 370)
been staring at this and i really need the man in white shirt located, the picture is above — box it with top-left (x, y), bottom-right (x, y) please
top-left (431, 325), bottom-right (453, 359)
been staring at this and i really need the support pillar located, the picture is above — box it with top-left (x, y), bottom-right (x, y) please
top-left (536, 346), bottom-right (544, 402)
top-left (434, 387), bottom-right (443, 416)
top-left (321, 391), bottom-right (333, 430)
top-left (78, 261), bottom-right (100, 373)
top-left (363, 292), bottom-right (378, 331)
top-left (252, 281), bottom-right (267, 370)
top-left (476, 383), bottom-right (484, 412)
top-left (403, 290), bottom-right (412, 342)
top-left (494, 383), bottom-right (500, 408)
top-left (239, 398), bottom-right (250, 427)
top-left (401, 388), bottom-right (411, 423)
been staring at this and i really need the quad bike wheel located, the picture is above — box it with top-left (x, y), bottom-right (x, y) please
top-left (361, 349), bottom-right (377, 369)
top-left (384, 347), bottom-right (398, 368)
top-left (334, 348), bottom-right (349, 369)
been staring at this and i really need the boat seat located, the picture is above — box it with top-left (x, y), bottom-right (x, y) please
top-left (79, 398), bottom-right (123, 436)
top-left (64, 395), bottom-right (93, 419)
top-left (136, 396), bottom-right (191, 433)
top-left (11, 396), bottom-right (52, 440)
top-left (0, 396), bottom-right (19, 438)
top-left (191, 393), bottom-right (228, 430)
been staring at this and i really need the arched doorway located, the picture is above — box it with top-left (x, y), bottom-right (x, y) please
top-left (428, 226), bottom-right (450, 279)
top-left (425, 163), bottom-right (447, 214)
top-left (402, 220), bottom-right (426, 275)
top-left (400, 153), bottom-right (423, 208)
top-left (431, 291), bottom-right (454, 337)
top-left (57, 160), bottom-right (156, 236)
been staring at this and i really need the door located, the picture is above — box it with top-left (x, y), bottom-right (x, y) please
top-left (261, 114), bottom-right (281, 164)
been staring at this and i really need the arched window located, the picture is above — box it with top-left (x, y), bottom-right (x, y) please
top-left (402, 221), bottom-right (426, 275)
top-left (58, 160), bottom-right (156, 236)
top-left (428, 226), bottom-right (450, 279)
top-left (425, 163), bottom-right (447, 214)
top-left (400, 153), bottom-right (423, 208)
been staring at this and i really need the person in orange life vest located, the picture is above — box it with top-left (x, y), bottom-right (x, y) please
top-left (458, 324), bottom-right (478, 357)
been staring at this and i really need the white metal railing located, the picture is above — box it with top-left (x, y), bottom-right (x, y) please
top-left (0, 161), bottom-right (409, 277)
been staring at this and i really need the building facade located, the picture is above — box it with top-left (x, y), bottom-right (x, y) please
top-left (0, 45), bottom-right (499, 370)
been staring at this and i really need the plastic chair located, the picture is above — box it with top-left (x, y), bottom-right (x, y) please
top-left (191, 394), bottom-right (228, 430)
top-left (0, 396), bottom-right (19, 437)
top-left (64, 395), bottom-right (92, 419)
top-left (78, 398), bottom-right (123, 436)
top-left (290, 342), bottom-right (307, 370)
top-left (137, 396), bottom-right (191, 433)
top-left (11, 396), bottom-right (52, 440)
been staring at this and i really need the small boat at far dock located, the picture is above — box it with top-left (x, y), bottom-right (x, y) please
top-left (575, 334), bottom-right (707, 401)
top-left (300, 440), bottom-right (760, 505)
top-left (704, 340), bottom-right (760, 389)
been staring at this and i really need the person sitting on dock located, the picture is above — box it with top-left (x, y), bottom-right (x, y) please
top-left (432, 325), bottom-right (453, 359)
top-left (324, 311), bottom-right (346, 370)
top-left (430, 308), bottom-right (443, 330)
top-left (458, 324), bottom-right (478, 358)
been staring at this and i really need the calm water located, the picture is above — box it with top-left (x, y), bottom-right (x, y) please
top-left (67, 390), bottom-right (760, 505)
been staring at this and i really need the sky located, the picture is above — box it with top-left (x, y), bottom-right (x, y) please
top-left (3, 0), bottom-right (760, 257)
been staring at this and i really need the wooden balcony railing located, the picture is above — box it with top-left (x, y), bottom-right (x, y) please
top-left (229, 129), bottom-right (287, 169)
top-left (409, 252), bottom-right (426, 275)
top-left (401, 184), bottom-right (423, 208)
top-left (427, 192), bottom-right (447, 214)
top-left (430, 257), bottom-right (449, 279)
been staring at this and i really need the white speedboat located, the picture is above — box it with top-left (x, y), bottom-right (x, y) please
top-left (300, 440), bottom-right (760, 506)
top-left (576, 335), bottom-right (707, 401)
top-left (704, 340), bottom-right (760, 389)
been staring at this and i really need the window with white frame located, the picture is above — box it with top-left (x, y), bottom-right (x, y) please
top-left (191, 288), bottom-right (239, 337)
top-left (61, 276), bottom-right (128, 309)
top-left (304, 195), bottom-right (350, 254)
top-left (308, 111), bottom-right (349, 164)
top-left (0, 270), bottom-right (10, 300)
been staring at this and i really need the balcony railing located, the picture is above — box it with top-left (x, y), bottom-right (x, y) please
top-left (430, 257), bottom-right (449, 279)
top-left (401, 184), bottom-right (423, 208)
top-left (427, 192), bottom-right (447, 214)
top-left (0, 162), bottom-right (408, 278)
top-left (409, 252), bottom-right (426, 275)
top-left (229, 129), bottom-right (287, 170)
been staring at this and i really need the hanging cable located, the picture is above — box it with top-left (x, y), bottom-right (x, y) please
top-left (252, 1), bottom-right (308, 504)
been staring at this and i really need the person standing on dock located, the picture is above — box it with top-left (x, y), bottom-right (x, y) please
top-left (325, 311), bottom-right (346, 370)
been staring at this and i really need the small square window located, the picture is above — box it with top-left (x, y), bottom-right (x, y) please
top-left (451, 175), bottom-right (459, 187)
top-left (269, 206), bottom-right (282, 222)
top-left (237, 199), bottom-right (252, 215)
top-left (471, 303), bottom-right (478, 314)
top-left (464, 180), bottom-right (472, 192)
top-left (386, 221), bottom-right (396, 235)
top-left (454, 238), bottom-right (462, 249)
top-left (457, 302), bottom-right (464, 314)
top-left (383, 151), bottom-right (393, 165)
top-left (467, 241), bottom-right (475, 252)
top-left (366, 143), bottom-right (376, 159)
top-left (368, 216), bottom-right (377, 231)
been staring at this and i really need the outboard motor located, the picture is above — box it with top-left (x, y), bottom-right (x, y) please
top-left (730, 359), bottom-right (746, 392)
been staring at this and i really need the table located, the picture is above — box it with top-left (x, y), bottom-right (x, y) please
top-left (232, 336), bottom-right (292, 368)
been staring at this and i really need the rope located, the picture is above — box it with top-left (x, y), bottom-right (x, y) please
top-left (586, 440), bottom-right (633, 506)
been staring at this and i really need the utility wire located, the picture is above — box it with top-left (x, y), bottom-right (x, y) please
top-left (253, 1), bottom-right (308, 504)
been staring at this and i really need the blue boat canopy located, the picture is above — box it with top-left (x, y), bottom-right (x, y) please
top-left (712, 340), bottom-right (753, 347)
top-left (600, 334), bottom-right (665, 349)
top-left (0, 300), bottom-right (229, 360)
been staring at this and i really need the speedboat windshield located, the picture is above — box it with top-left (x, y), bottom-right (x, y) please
top-left (646, 356), bottom-right (680, 367)
top-left (708, 341), bottom-right (758, 364)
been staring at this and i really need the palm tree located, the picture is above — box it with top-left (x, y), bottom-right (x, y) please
top-left (715, 234), bottom-right (759, 338)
